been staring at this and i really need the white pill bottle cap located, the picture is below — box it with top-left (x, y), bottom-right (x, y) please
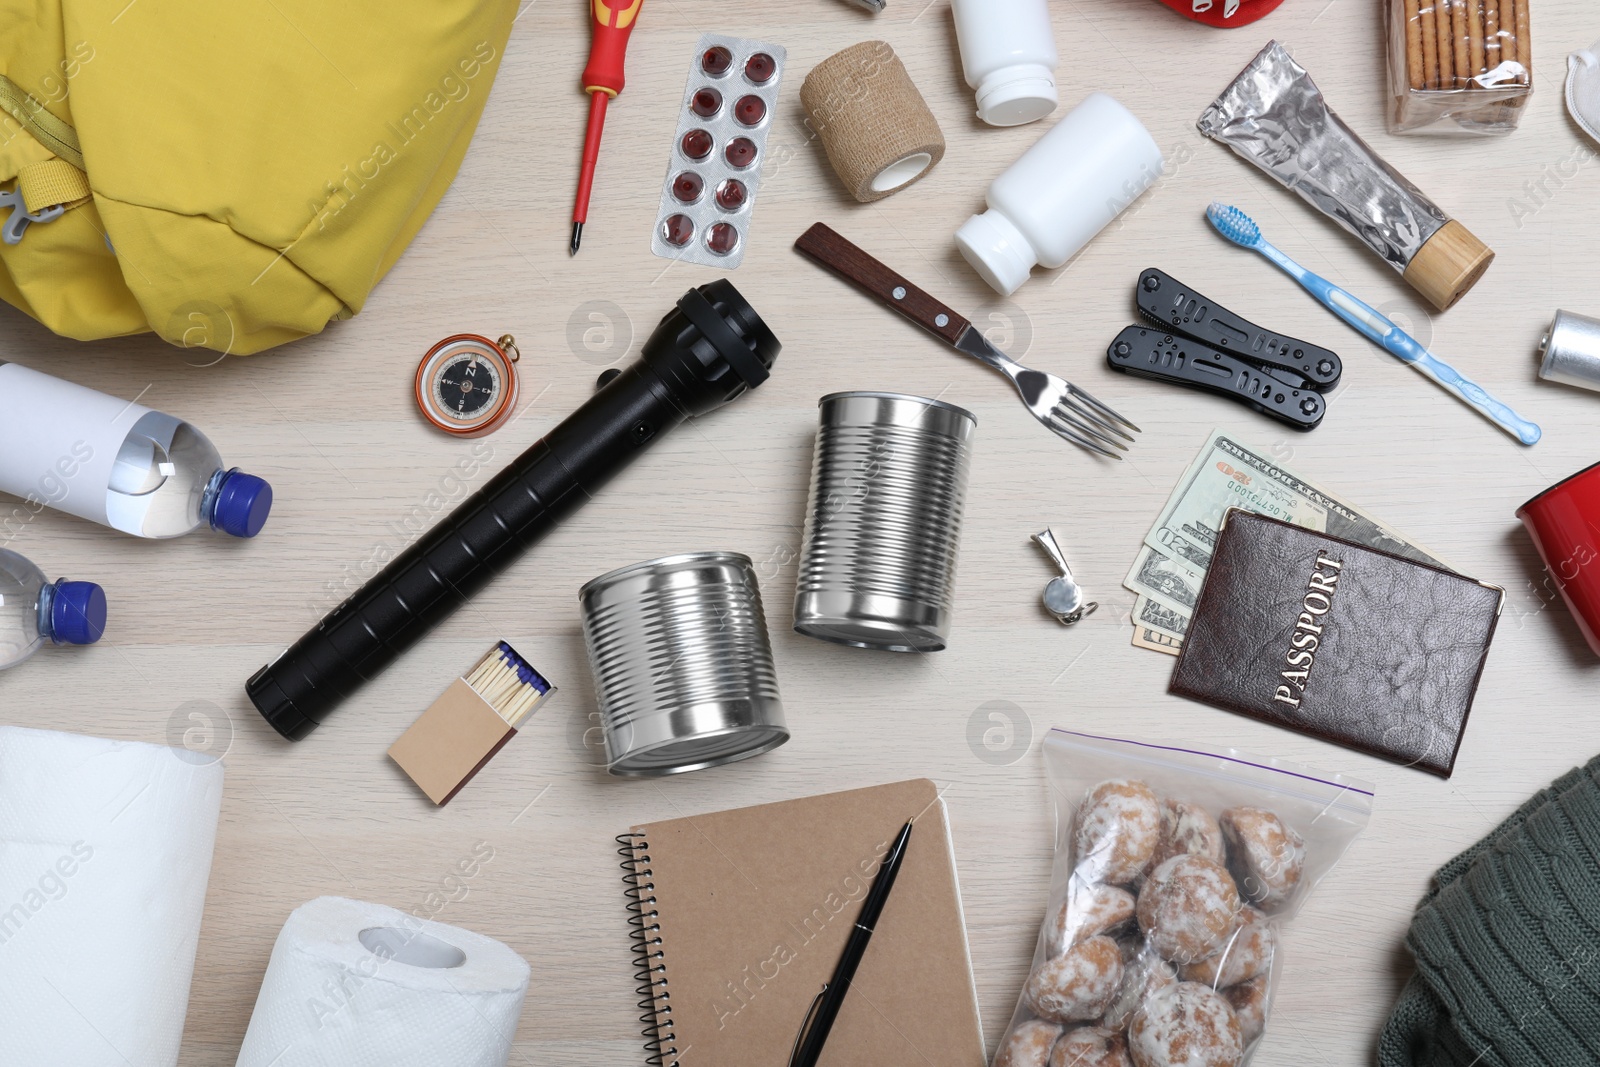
top-left (956, 93), bottom-right (1164, 296)
top-left (951, 0), bottom-right (1060, 127)
top-left (976, 63), bottom-right (1059, 127)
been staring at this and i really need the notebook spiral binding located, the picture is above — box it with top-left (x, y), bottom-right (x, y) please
top-left (619, 832), bottom-right (677, 1066)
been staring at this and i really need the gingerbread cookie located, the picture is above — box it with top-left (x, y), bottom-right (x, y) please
top-left (1050, 1026), bottom-right (1132, 1067)
top-left (1025, 935), bottom-right (1124, 1024)
top-left (1102, 947), bottom-right (1177, 1032)
top-left (1150, 799), bottom-right (1225, 869)
top-left (1050, 884), bottom-right (1136, 956)
top-left (1224, 976), bottom-right (1268, 1046)
top-left (1220, 807), bottom-right (1305, 911)
top-left (1075, 779), bottom-right (1161, 885)
top-left (1181, 906), bottom-right (1274, 988)
top-left (996, 1018), bottom-right (1064, 1067)
top-left (1127, 982), bottom-right (1243, 1067)
top-left (1136, 855), bottom-right (1241, 964)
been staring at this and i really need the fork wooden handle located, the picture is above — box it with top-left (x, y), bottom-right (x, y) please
top-left (794, 222), bottom-right (972, 346)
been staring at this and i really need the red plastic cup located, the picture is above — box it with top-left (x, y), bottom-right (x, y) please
top-left (1517, 459), bottom-right (1600, 657)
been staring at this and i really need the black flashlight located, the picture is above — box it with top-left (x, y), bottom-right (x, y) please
top-left (247, 281), bottom-right (780, 740)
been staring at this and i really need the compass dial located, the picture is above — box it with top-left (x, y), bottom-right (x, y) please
top-left (435, 354), bottom-right (501, 419)
top-left (414, 334), bottom-right (520, 438)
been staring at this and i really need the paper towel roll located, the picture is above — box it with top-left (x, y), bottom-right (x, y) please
top-left (0, 725), bottom-right (225, 1067)
top-left (801, 41), bottom-right (945, 202)
top-left (236, 896), bottom-right (531, 1067)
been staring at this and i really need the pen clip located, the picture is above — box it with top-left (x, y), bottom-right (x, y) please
top-left (787, 984), bottom-right (829, 1067)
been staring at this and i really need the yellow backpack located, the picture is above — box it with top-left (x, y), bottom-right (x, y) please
top-left (0, 0), bottom-right (515, 354)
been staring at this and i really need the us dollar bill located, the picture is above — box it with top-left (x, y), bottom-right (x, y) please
top-left (1134, 594), bottom-right (1188, 639)
top-left (1145, 429), bottom-right (1452, 574)
top-left (1124, 545), bottom-right (1204, 619)
top-left (1124, 430), bottom-right (1454, 637)
top-left (1130, 625), bottom-right (1182, 656)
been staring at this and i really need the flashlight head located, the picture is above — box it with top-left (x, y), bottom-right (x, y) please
top-left (643, 280), bottom-right (780, 417)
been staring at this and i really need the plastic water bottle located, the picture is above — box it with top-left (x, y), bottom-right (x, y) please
top-left (0, 362), bottom-right (272, 539)
top-left (0, 549), bottom-right (106, 668)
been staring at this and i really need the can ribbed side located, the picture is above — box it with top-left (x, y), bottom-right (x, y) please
top-left (794, 394), bottom-right (974, 651)
top-left (580, 552), bottom-right (786, 775)
top-left (585, 582), bottom-right (778, 728)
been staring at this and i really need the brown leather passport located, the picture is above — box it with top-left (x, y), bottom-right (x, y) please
top-left (1171, 510), bottom-right (1503, 777)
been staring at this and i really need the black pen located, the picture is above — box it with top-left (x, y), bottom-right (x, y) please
top-left (789, 818), bottom-right (915, 1067)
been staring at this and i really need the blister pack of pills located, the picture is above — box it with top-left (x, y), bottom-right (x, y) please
top-left (650, 34), bottom-right (786, 269)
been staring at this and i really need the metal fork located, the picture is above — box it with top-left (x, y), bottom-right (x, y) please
top-left (794, 222), bottom-right (1141, 458)
top-left (952, 328), bottom-right (1140, 457)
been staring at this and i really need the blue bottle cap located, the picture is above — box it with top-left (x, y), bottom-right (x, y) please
top-left (212, 470), bottom-right (273, 538)
top-left (51, 581), bottom-right (107, 645)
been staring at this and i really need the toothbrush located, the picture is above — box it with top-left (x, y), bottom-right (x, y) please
top-left (1205, 202), bottom-right (1541, 446)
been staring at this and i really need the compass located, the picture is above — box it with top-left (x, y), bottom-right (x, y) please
top-left (414, 333), bottom-right (521, 438)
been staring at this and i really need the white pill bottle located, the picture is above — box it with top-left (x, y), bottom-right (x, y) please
top-left (950, 0), bottom-right (1060, 126)
top-left (955, 93), bottom-right (1164, 296)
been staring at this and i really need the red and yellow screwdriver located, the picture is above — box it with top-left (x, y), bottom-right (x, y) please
top-left (570, 0), bottom-right (644, 255)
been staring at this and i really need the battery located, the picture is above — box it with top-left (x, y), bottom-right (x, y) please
top-left (1538, 309), bottom-right (1600, 395)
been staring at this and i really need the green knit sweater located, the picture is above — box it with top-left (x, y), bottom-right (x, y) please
top-left (1380, 756), bottom-right (1600, 1066)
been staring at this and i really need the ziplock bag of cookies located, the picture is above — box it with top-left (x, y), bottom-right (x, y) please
top-left (991, 730), bottom-right (1371, 1067)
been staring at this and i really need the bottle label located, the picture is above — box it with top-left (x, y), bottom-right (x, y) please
top-left (0, 363), bottom-right (151, 527)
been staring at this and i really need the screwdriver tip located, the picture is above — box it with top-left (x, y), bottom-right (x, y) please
top-left (569, 222), bottom-right (583, 256)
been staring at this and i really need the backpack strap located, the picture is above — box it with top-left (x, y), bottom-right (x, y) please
top-left (17, 158), bottom-right (91, 213)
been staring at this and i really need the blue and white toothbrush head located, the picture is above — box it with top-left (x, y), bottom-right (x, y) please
top-left (1205, 202), bottom-right (1264, 249)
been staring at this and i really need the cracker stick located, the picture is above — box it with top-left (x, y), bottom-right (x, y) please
top-left (1420, 0), bottom-right (1440, 88)
top-left (1514, 0), bottom-right (1531, 85)
top-left (1468, 0), bottom-right (1486, 83)
top-left (1435, 0), bottom-right (1455, 89)
top-left (1484, 0), bottom-right (1501, 75)
top-left (1414, 0), bottom-right (1440, 90)
top-left (1451, 0), bottom-right (1470, 87)
top-left (1499, 2), bottom-right (1517, 83)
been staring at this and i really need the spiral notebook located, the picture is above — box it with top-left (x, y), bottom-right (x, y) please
top-left (618, 779), bottom-right (985, 1067)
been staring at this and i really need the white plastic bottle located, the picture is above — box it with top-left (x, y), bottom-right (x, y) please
top-left (955, 93), bottom-right (1164, 296)
top-left (950, 0), bottom-right (1060, 126)
top-left (0, 362), bottom-right (272, 539)
top-left (0, 549), bottom-right (106, 668)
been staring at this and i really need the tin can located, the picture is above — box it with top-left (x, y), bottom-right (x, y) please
top-left (1538, 310), bottom-right (1600, 395)
top-left (793, 392), bottom-right (977, 652)
top-left (580, 551), bottom-right (788, 776)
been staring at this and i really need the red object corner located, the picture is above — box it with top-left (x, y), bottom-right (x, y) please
top-left (1518, 460), bottom-right (1600, 659)
top-left (1150, 0), bottom-right (1287, 28)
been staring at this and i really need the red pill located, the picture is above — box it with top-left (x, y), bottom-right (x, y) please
top-left (724, 137), bottom-right (757, 169)
top-left (690, 87), bottom-right (722, 118)
top-left (671, 171), bottom-right (704, 203)
top-left (701, 46), bottom-right (733, 76)
top-left (745, 53), bottom-right (777, 84)
top-left (660, 214), bottom-right (695, 247)
top-left (715, 178), bottom-right (747, 211)
top-left (706, 222), bottom-right (740, 256)
top-left (734, 95), bottom-right (766, 127)
top-left (680, 128), bottom-right (713, 161)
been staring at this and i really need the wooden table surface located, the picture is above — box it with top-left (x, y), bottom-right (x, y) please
top-left (4, 0), bottom-right (1599, 1063)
